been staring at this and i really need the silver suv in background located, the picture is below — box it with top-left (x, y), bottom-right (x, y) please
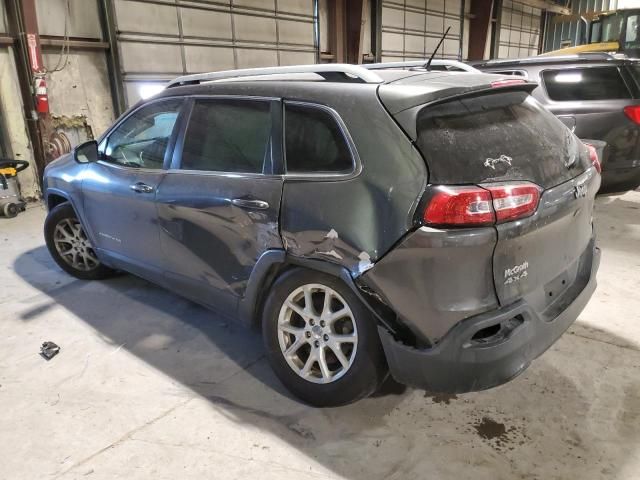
top-left (474, 53), bottom-right (640, 194)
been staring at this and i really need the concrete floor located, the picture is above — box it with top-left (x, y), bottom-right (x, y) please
top-left (1, 192), bottom-right (639, 480)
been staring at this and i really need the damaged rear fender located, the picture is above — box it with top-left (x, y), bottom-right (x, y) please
top-left (238, 250), bottom-right (398, 334)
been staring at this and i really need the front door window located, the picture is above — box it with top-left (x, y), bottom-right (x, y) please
top-left (101, 99), bottom-right (182, 169)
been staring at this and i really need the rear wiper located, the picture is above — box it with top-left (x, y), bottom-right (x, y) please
top-left (424, 27), bottom-right (451, 71)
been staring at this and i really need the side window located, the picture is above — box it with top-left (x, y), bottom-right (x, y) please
top-left (103, 99), bottom-right (182, 168)
top-left (625, 15), bottom-right (640, 47)
top-left (284, 104), bottom-right (353, 174)
top-left (180, 99), bottom-right (271, 173)
top-left (542, 67), bottom-right (631, 101)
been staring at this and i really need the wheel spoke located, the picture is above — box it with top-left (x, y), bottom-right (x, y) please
top-left (71, 251), bottom-right (79, 267)
top-left (280, 324), bottom-right (304, 336)
top-left (321, 290), bottom-right (332, 317)
top-left (318, 347), bottom-right (331, 380)
top-left (329, 343), bottom-right (349, 369)
top-left (327, 307), bottom-right (349, 323)
top-left (301, 351), bottom-right (316, 377)
top-left (284, 337), bottom-right (305, 357)
top-left (56, 228), bottom-right (75, 243)
top-left (303, 285), bottom-right (314, 316)
top-left (333, 333), bottom-right (357, 344)
top-left (285, 301), bottom-right (306, 319)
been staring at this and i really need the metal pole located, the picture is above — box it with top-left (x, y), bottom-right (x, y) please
top-left (98, 0), bottom-right (126, 115)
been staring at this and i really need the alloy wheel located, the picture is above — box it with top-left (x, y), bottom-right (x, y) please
top-left (53, 218), bottom-right (100, 271)
top-left (277, 283), bottom-right (358, 384)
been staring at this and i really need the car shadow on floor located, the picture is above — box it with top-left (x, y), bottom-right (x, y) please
top-left (13, 246), bottom-right (640, 480)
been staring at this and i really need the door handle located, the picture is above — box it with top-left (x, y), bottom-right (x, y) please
top-left (130, 182), bottom-right (154, 194)
top-left (231, 198), bottom-right (269, 210)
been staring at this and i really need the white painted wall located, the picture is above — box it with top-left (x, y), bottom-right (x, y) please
top-left (42, 49), bottom-right (115, 139)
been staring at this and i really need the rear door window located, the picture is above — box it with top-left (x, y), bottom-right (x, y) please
top-left (415, 90), bottom-right (588, 188)
top-left (180, 99), bottom-right (271, 174)
top-left (542, 67), bottom-right (631, 101)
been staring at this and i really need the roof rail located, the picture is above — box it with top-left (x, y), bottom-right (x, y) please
top-left (167, 64), bottom-right (384, 88)
top-left (362, 59), bottom-right (480, 73)
top-left (476, 52), bottom-right (617, 66)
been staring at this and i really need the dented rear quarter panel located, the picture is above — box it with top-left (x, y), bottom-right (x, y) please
top-left (276, 82), bottom-right (428, 274)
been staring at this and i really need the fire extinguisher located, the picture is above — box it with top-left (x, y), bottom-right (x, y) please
top-left (34, 75), bottom-right (49, 114)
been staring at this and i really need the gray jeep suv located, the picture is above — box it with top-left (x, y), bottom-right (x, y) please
top-left (474, 53), bottom-right (640, 194)
top-left (43, 63), bottom-right (601, 406)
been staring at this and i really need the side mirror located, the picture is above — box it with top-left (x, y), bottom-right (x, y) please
top-left (74, 140), bottom-right (99, 164)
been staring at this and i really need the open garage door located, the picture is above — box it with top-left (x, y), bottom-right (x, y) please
top-left (497, 0), bottom-right (542, 58)
top-left (380, 0), bottom-right (463, 61)
top-left (112, 0), bottom-right (318, 105)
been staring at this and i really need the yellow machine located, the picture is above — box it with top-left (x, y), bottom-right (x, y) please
top-left (542, 8), bottom-right (640, 57)
top-left (0, 160), bottom-right (29, 218)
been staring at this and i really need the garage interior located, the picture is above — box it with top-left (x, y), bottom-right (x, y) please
top-left (1, 0), bottom-right (639, 479)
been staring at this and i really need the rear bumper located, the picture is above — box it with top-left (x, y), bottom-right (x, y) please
top-left (378, 242), bottom-right (600, 393)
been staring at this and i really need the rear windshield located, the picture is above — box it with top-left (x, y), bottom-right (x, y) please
top-left (415, 90), bottom-right (589, 188)
top-left (542, 67), bottom-right (631, 101)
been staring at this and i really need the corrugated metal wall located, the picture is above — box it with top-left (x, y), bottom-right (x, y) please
top-left (380, 0), bottom-right (463, 60)
top-left (543, 0), bottom-right (618, 52)
top-left (113, 0), bottom-right (318, 105)
top-left (497, 0), bottom-right (542, 58)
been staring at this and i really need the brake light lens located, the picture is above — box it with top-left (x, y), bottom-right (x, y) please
top-left (490, 79), bottom-right (526, 88)
top-left (423, 186), bottom-right (495, 226)
top-left (423, 183), bottom-right (541, 227)
top-left (484, 184), bottom-right (541, 223)
top-left (624, 105), bottom-right (640, 124)
top-left (584, 143), bottom-right (601, 173)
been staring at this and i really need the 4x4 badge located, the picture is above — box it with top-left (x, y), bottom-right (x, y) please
top-left (484, 155), bottom-right (512, 169)
top-left (574, 182), bottom-right (588, 198)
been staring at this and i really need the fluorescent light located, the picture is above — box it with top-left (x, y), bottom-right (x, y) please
top-left (554, 72), bottom-right (582, 83)
top-left (138, 83), bottom-right (166, 100)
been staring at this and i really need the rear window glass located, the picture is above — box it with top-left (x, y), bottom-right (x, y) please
top-left (415, 91), bottom-right (588, 188)
top-left (542, 67), bottom-right (631, 101)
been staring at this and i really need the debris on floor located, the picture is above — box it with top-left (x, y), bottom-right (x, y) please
top-left (40, 341), bottom-right (60, 360)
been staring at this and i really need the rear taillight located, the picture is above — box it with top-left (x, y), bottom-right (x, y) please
top-left (423, 183), bottom-right (541, 227)
top-left (584, 143), bottom-right (601, 173)
top-left (484, 183), bottom-right (541, 223)
top-left (423, 186), bottom-right (494, 226)
top-left (624, 105), bottom-right (640, 124)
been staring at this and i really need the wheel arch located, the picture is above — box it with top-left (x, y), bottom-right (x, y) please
top-left (45, 189), bottom-right (72, 211)
top-left (239, 251), bottom-right (400, 337)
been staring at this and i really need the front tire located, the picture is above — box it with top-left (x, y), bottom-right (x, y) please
top-left (44, 202), bottom-right (115, 280)
top-left (262, 268), bottom-right (387, 407)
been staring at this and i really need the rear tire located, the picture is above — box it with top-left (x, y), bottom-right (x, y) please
top-left (262, 268), bottom-right (388, 407)
top-left (44, 202), bottom-right (115, 280)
